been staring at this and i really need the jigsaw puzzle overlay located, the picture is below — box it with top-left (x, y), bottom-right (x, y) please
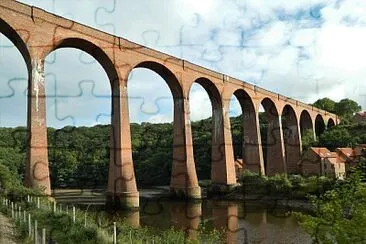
top-left (0, 0), bottom-right (361, 243)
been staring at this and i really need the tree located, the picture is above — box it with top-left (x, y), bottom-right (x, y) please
top-left (318, 127), bottom-right (355, 151)
top-left (301, 129), bottom-right (317, 152)
top-left (334, 98), bottom-right (362, 118)
top-left (312, 98), bottom-right (336, 113)
top-left (297, 166), bottom-right (366, 243)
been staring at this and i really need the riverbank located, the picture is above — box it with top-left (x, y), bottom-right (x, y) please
top-left (0, 195), bottom-right (223, 244)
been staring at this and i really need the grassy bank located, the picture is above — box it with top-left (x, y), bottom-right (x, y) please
top-left (0, 195), bottom-right (222, 244)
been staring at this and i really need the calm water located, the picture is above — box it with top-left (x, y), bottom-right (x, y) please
top-left (54, 188), bottom-right (312, 244)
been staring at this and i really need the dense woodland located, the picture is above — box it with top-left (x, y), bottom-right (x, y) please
top-left (0, 98), bottom-right (364, 189)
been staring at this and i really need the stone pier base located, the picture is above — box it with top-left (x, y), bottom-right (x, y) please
top-left (170, 186), bottom-right (201, 199)
top-left (105, 191), bottom-right (139, 210)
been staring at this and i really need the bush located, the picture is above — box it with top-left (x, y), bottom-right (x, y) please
top-left (266, 174), bottom-right (293, 196)
top-left (238, 170), bottom-right (267, 194)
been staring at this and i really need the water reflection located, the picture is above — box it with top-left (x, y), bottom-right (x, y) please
top-left (212, 201), bottom-right (239, 244)
top-left (138, 199), bottom-right (311, 244)
top-left (64, 192), bottom-right (311, 244)
top-left (170, 201), bottom-right (201, 240)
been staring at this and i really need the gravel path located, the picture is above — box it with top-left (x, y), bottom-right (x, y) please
top-left (0, 213), bottom-right (18, 244)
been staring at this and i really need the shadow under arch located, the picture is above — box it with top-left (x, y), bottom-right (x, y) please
top-left (0, 18), bottom-right (31, 73)
top-left (299, 110), bottom-right (314, 139)
top-left (281, 104), bottom-right (301, 174)
top-left (0, 18), bottom-right (35, 188)
top-left (315, 114), bottom-right (325, 137)
top-left (133, 61), bottom-right (183, 98)
top-left (260, 98), bottom-right (286, 175)
top-left (43, 38), bottom-right (121, 196)
top-left (327, 118), bottom-right (335, 128)
top-left (232, 89), bottom-right (263, 174)
top-left (127, 60), bottom-right (200, 198)
top-left (48, 38), bottom-right (119, 85)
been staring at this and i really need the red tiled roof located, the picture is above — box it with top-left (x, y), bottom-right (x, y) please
top-left (310, 147), bottom-right (336, 158)
top-left (336, 148), bottom-right (356, 160)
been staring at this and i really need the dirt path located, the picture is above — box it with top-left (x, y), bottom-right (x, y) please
top-left (0, 213), bottom-right (18, 244)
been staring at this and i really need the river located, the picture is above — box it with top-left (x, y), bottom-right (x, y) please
top-left (54, 188), bottom-right (312, 244)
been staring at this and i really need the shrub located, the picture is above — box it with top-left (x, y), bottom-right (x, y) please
top-left (266, 174), bottom-right (293, 196)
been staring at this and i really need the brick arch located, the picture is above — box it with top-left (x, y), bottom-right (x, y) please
top-left (261, 97), bottom-right (279, 116)
top-left (315, 114), bottom-right (326, 137)
top-left (231, 89), bottom-right (264, 174)
top-left (281, 104), bottom-right (301, 174)
top-left (131, 61), bottom-right (183, 98)
top-left (125, 60), bottom-right (199, 197)
top-left (42, 37), bottom-right (119, 86)
top-left (0, 17), bottom-right (34, 188)
top-left (0, 18), bottom-right (31, 73)
top-left (191, 77), bottom-right (222, 110)
top-left (300, 110), bottom-right (314, 138)
top-left (260, 97), bottom-right (286, 175)
top-left (189, 77), bottom-right (236, 185)
top-left (327, 118), bottom-right (335, 128)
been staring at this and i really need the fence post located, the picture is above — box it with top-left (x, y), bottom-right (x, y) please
top-left (11, 202), bottom-right (13, 218)
top-left (42, 228), bottom-right (46, 244)
top-left (34, 220), bottom-right (38, 243)
top-left (37, 197), bottom-right (40, 209)
top-left (28, 214), bottom-right (32, 238)
top-left (24, 210), bottom-right (26, 223)
top-left (53, 201), bottom-right (56, 213)
top-left (113, 222), bottom-right (117, 244)
top-left (73, 206), bottom-right (76, 223)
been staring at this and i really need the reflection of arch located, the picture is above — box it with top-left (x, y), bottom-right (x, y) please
top-left (232, 89), bottom-right (263, 174)
top-left (327, 118), bottom-right (335, 129)
top-left (315, 115), bottom-right (326, 137)
top-left (260, 98), bottom-right (285, 175)
top-left (281, 105), bottom-right (301, 174)
top-left (299, 110), bottom-right (313, 138)
top-left (0, 18), bottom-right (31, 73)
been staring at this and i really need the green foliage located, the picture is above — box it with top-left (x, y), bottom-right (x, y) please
top-left (312, 98), bottom-right (336, 114)
top-left (0, 160), bottom-right (39, 199)
top-left (317, 127), bottom-right (355, 151)
top-left (266, 174), bottom-right (293, 196)
top-left (238, 171), bottom-right (334, 198)
top-left (334, 98), bottom-right (362, 118)
top-left (301, 129), bottom-right (317, 152)
top-left (315, 123), bottom-right (366, 151)
top-left (297, 171), bottom-right (366, 243)
top-left (312, 97), bottom-right (362, 119)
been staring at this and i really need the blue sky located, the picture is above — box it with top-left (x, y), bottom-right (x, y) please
top-left (1, 0), bottom-right (366, 127)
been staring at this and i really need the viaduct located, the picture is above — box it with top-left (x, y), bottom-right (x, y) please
top-left (0, 0), bottom-right (338, 208)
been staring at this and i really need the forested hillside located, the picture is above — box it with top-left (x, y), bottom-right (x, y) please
top-left (0, 116), bottom-right (247, 189)
top-left (0, 97), bottom-right (364, 189)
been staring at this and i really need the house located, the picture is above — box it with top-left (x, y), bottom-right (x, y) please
top-left (353, 112), bottom-right (366, 123)
top-left (299, 147), bottom-right (346, 179)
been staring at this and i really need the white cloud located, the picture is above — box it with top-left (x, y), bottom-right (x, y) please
top-left (1, 0), bottom-right (366, 128)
